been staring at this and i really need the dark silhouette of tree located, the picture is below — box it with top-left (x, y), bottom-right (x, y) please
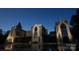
top-left (70, 9), bottom-right (79, 51)
top-left (0, 29), bottom-right (4, 50)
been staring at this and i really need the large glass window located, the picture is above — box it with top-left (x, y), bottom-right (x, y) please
top-left (61, 24), bottom-right (68, 43)
top-left (61, 24), bottom-right (67, 38)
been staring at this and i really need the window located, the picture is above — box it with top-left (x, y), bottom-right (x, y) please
top-left (61, 24), bottom-right (68, 43)
top-left (35, 27), bottom-right (37, 31)
top-left (61, 24), bottom-right (67, 38)
top-left (8, 39), bottom-right (12, 42)
top-left (34, 27), bottom-right (38, 37)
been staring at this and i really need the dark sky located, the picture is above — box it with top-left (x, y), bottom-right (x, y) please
top-left (0, 8), bottom-right (77, 32)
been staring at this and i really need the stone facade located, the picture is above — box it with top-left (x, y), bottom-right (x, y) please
top-left (5, 23), bottom-right (48, 51)
top-left (31, 24), bottom-right (47, 51)
top-left (5, 22), bottom-right (26, 50)
top-left (55, 20), bottom-right (73, 51)
top-left (3, 20), bottom-right (76, 51)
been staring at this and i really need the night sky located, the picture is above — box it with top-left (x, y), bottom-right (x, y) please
top-left (0, 8), bottom-right (77, 32)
